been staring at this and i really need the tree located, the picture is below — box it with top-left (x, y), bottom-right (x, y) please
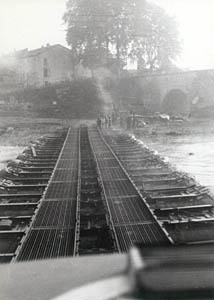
top-left (63, 0), bottom-right (181, 72)
top-left (63, 0), bottom-right (131, 72)
top-left (129, 1), bottom-right (181, 71)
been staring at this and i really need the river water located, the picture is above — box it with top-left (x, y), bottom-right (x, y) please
top-left (134, 123), bottom-right (214, 194)
top-left (0, 146), bottom-right (24, 170)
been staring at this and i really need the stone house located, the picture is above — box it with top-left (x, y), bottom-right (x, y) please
top-left (18, 44), bottom-right (73, 87)
top-left (0, 44), bottom-right (73, 88)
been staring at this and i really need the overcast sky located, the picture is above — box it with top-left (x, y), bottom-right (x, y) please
top-left (0, 0), bottom-right (213, 70)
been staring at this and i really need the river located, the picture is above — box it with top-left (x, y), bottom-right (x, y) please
top-left (0, 146), bottom-right (24, 170)
top-left (134, 121), bottom-right (214, 194)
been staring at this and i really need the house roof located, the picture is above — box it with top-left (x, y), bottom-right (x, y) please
top-left (20, 44), bottom-right (71, 58)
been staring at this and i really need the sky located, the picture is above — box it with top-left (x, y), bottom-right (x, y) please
top-left (0, 0), bottom-right (213, 70)
top-left (151, 0), bottom-right (214, 70)
top-left (0, 0), bottom-right (67, 53)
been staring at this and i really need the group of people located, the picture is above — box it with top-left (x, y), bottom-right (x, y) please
top-left (125, 114), bottom-right (138, 130)
top-left (96, 110), bottom-right (142, 130)
top-left (96, 112), bottom-right (117, 129)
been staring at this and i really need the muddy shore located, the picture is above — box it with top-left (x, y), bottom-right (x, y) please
top-left (1, 116), bottom-right (213, 147)
top-left (0, 117), bottom-right (94, 147)
top-left (131, 118), bottom-right (214, 138)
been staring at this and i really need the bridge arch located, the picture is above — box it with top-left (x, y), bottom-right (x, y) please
top-left (162, 89), bottom-right (189, 115)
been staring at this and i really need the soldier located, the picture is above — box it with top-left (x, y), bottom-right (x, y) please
top-left (108, 115), bottom-right (112, 128)
top-left (96, 118), bottom-right (102, 128)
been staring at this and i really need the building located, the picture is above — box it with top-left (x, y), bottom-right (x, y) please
top-left (0, 44), bottom-right (73, 88)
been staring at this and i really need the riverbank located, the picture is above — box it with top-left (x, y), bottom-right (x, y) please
top-left (0, 117), bottom-right (94, 146)
top-left (0, 117), bottom-right (63, 146)
top-left (132, 118), bottom-right (214, 137)
top-left (0, 117), bottom-right (94, 170)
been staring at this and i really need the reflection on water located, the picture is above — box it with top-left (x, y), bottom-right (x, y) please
top-left (0, 146), bottom-right (24, 170)
top-left (138, 133), bottom-right (214, 194)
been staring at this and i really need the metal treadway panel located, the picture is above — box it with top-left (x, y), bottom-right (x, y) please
top-left (115, 223), bottom-right (168, 252)
top-left (45, 182), bottom-right (78, 199)
top-left (107, 195), bottom-right (154, 224)
top-left (51, 169), bottom-right (78, 182)
top-left (33, 200), bottom-right (76, 228)
top-left (60, 150), bottom-right (77, 159)
top-left (15, 128), bottom-right (79, 261)
top-left (57, 159), bottom-right (77, 169)
top-left (103, 180), bottom-right (137, 197)
top-left (101, 167), bottom-right (125, 180)
top-left (17, 228), bottom-right (75, 260)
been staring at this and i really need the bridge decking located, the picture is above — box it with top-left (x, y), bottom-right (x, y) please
top-left (1, 125), bottom-right (214, 263)
top-left (88, 127), bottom-right (171, 252)
top-left (13, 126), bottom-right (170, 261)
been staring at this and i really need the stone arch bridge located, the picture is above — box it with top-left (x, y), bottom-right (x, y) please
top-left (131, 69), bottom-right (214, 114)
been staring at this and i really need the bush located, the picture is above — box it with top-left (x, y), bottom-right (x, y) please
top-left (10, 79), bottom-right (103, 119)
